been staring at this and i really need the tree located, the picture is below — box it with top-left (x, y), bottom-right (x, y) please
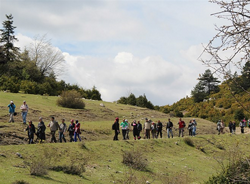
top-left (191, 69), bottom-right (220, 102)
top-left (28, 35), bottom-right (65, 77)
top-left (127, 93), bottom-right (136, 105)
top-left (0, 14), bottom-right (19, 64)
top-left (200, 0), bottom-right (250, 112)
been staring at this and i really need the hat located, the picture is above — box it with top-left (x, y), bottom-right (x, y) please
top-left (145, 118), bottom-right (148, 120)
top-left (23, 100), bottom-right (26, 103)
top-left (62, 118), bottom-right (65, 121)
top-left (71, 119), bottom-right (74, 123)
top-left (10, 100), bottom-right (13, 103)
top-left (125, 119), bottom-right (128, 122)
top-left (39, 117), bottom-right (42, 120)
top-left (115, 117), bottom-right (119, 120)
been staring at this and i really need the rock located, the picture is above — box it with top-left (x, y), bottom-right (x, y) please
top-left (146, 181), bottom-right (150, 184)
top-left (100, 103), bottom-right (105, 107)
top-left (16, 152), bottom-right (22, 158)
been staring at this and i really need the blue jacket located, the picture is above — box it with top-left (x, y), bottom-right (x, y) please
top-left (8, 103), bottom-right (16, 113)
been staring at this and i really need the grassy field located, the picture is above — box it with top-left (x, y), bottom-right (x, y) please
top-left (0, 91), bottom-right (249, 184)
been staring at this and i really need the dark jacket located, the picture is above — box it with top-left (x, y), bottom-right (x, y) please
top-left (137, 123), bottom-right (142, 131)
top-left (26, 124), bottom-right (35, 135)
top-left (112, 120), bottom-right (120, 131)
top-left (166, 121), bottom-right (173, 129)
top-left (157, 122), bottom-right (163, 130)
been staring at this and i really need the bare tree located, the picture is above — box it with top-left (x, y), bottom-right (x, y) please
top-left (28, 35), bottom-right (65, 77)
top-left (199, 0), bottom-right (250, 112)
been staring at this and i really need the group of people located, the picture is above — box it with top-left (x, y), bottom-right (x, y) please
top-left (8, 100), bottom-right (29, 124)
top-left (217, 118), bottom-right (250, 135)
top-left (24, 117), bottom-right (82, 144)
top-left (112, 117), bottom-right (198, 141)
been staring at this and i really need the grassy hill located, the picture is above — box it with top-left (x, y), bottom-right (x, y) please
top-left (0, 92), bottom-right (249, 184)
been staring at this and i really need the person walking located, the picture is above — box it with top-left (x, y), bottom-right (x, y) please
top-left (20, 101), bottom-right (29, 124)
top-left (8, 100), bottom-right (16, 123)
top-left (47, 117), bottom-right (60, 143)
top-left (25, 120), bottom-right (36, 144)
top-left (220, 120), bottom-right (225, 134)
top-left (59, 118), bottom-right (67, 143)
top-left (112, 117), bottom-right (120, 141)
top-left (239, 120), bottom-right (245, 134)
top-left (188, 120), bottom-right (194, 136)
top-left (156, 120), bottom-right (163, 138)
top-left (68, 119), bottom-right (75, 142)
top-left (178, 118), bottom-right (185, 137)
top-left (37, 117), bottom-right (46, 143)
top-left (151, 122), bottom-right (157, 139)
top-left (137, 121), bottom-right (142, 138)
top-left (166, 118), bottom-right (173, 138)
top-left (131, 120), bottom-right (140, 140)
top-left (232, 121), bottom-right (236, 134)
top-left (120, 119), bottom-right (128, 140)
top-left (74, 120), bottom-right (82, 142)
top-left (217, 120), bottom-right (222, 135)
top-left (125, 119), bottom-right (130, 140)
top-left (192, 118), bottom-right (197, 136)
top-left (144, 118), bottom-right (152, 139)
top-left (228, 121), bottom-right (233, 133)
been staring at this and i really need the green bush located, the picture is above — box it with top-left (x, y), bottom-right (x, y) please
top-left (57, 90), bottom-right (85, 109)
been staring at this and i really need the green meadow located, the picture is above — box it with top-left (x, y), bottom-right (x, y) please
top-left (0, 92), bottom-right (249, 184)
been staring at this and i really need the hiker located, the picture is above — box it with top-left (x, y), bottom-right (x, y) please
top-left (59, 118), bottom-right (67, 143)
top-left (228, 121), bottom-right (233, 133)
top-left (125, 119), bottom-right (130, 140)
top-left (137, 121), bottom-right (142, 138)
top-left (217, 120), bottom-right (222, 135)
top-left (68, 119), bottom-right (75, 142)
top-left (47, 116), bottom-right (60, 143)
top-left (232, 121), bottom-right (236, 134)
top-left (74, 120), bottom-right (82, 142)
top-left (188, 120), bottom-right (194, 136)
top-left (166, 118), bottom-right (173, 138)
top-left (131, 120), bottom-right (140, 140)
top-left (7, 100), bottom-right (16, 123)
top-left (112, 117), bottom-right (120, 141)
top-left (239, 119), bottom-right (245, 134)
top-left (248, 119), bottom-right (250, 128)
top-left (156, 120), bottom-right (163, 138)
top-left (25, 120), bottom-right (35, 144)
top-left (120, 119), bottom-right (128, 140)
top-left (151, 122), bottom-right (157, 139)
top-left (144, 118), bottom-right (152, 139)
top-left (20, 101), bottom-right (29, 124)
top-left (192, 118), bottom-right (197, 136)
top-left (178, 118), bottom-right (185, 137)
top-left (36, 117), bottom-right (46, 143)
top-left (220, 120), bottom-right (225, 134)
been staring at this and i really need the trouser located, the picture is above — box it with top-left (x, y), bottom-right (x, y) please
top-left (50, 131), bottom-right (57, 143)
top-left (241, 127), bottom-right (244, 133)
top-left (126, 129), bottom-right (129, 139)
top-left (113, 130), bottom-right (119, 140)
top-left (145, 129), bottom-right (150, 139)
top-left (157, 129), bottom-right (162, 138)
top-left (179, 128), bottom-right (184, 137)
top-left (28, 133), bottom-right (34, 144)
top-left (189, 129), bottom-right (193, 136)
top-left (74, 132), bottom-right (81, 142)
top-left (122, 129), bottom-right (127, 140)
top-left (59, 132), bottom-right (66, 142)
top-left (21, 112), bottom-right (27, 124)
top-left (9, 113), bottom-right (14, 122)
top-left (229, 127), bottom-right (232, 133)
top-left (167, 128), bottom-right (173, 138)
top-left (232, 128), bottom-right (235, 134)
top-left (69, 132), bottom-right (74, 142)
top-left (152, 131), bottom-right (156, 139)
top-left (193, 126), bottom-right (196, 136)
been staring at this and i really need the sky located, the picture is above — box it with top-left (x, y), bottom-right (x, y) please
top-left (0, 0), bottom-right (222, 106)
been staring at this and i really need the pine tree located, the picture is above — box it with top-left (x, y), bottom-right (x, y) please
top-left (0, 14), bottom-right (19, 64)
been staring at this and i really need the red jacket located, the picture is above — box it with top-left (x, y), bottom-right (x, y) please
top-left (178, 121), bottom-right (185, 128)
top-left (74, 123), bottom-right (81, 133)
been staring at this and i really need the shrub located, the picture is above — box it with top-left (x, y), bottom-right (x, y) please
top-left (122, 149), bottom-right (148, 171)
top-left (57, 90), bottom-right (85, 109)
top-left (29, 159), bottom-right (48, 176)
top-left (183, 137), bottom-right (194, 147)
top-left (50, 164), bottom-right (85, 176)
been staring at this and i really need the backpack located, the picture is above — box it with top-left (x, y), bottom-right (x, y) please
top-left (112, 123), bottom-right (116, 130)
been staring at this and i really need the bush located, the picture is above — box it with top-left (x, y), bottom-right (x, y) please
top-left (183, 137), bottom-right (194, 147)
top-left (29, 159), bottom-right (48, 176)
top-left (122, 149), bottom-right (148, 171)
top-left (57, 90), bottom-right (85, 109)
top-left (12, 181), bottom-right (29, 184)
top-left (50, 164), bottom-right (85, 176)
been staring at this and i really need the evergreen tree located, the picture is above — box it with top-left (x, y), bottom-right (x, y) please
top-left (127, 93), bottom-right (136, 105)
top-left (191, 69), bottom-right (220, 103)
top-left (0, 14), bottom-right (19, 64)
top-left (241, 61), bottom-right (250, 90)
